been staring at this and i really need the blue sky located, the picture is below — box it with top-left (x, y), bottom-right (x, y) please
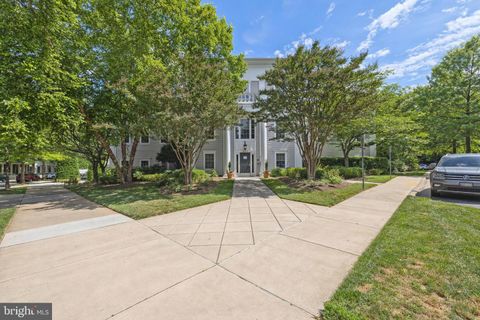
top-left (204, 0), bottom-right (480, 86)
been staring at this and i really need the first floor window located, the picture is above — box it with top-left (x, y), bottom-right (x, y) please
top-left (124, 136), bottom-right (130, 144)
top-left (276, 153), bottom-right (286, 168)
top-left (140, 160), bottom-right (149, 168)
top-left (141, 136), bottom-right (150, 144)
top-left (204, 153), bottom-right (215, 170)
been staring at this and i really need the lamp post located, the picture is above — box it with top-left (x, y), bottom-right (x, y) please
top-left (361, 134), bottom-right (365, 190)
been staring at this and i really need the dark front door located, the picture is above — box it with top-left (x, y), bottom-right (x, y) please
top-left (239, 152), bottom-right (251, 174)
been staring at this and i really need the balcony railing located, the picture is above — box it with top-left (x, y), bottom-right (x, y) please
top-left (237, 92), bottom-right (256, 103)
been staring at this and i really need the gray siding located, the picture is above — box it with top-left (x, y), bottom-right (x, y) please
top-left (195, 129), bottom-right (225, 174)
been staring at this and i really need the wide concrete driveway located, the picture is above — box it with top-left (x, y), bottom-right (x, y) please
top-left (0, 177), bottom-right (420, 319)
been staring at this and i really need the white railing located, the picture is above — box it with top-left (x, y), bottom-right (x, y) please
top-left (237, 92), bottom-right (256, 103)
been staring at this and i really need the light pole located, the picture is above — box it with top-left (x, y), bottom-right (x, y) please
top-left (389, 145), bottom-right (392, 178)
top-left (361, 134), bottom-right (365, 190)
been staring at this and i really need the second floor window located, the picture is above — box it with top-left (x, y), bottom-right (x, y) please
top-left (141, 136), bottom-right (150, 144)
top-left (235, 119), bottom-right (255, 139)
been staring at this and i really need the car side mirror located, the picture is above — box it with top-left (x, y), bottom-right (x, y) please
top-left (427, 163), bottom-right (437, 170)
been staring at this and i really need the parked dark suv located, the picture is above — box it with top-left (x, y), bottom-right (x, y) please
top-left (430, 154), bottom-right (480, 196)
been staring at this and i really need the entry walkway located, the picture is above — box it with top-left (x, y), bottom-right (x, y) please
top-left (0, 177), bottom-right (420, 319)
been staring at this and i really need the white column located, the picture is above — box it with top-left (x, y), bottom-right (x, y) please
top-left (226, 126), bottom-right (231, 172)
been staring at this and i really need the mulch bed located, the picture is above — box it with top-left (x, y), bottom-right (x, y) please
top-left (278, 176), bottom-right (349, 192)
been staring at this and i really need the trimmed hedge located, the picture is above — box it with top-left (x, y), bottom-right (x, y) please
top-left (270, 166), bottom-right (342, 184)
top-left (56, 157), bottom-right (80, 181)
top-left (320, 157), bottom-right (389, 170)
top-left (334, 166), bottom-right (363, 179)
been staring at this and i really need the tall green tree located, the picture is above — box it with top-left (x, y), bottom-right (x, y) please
top-left (0, 0), bottom-right (83, 189)
top-left (255, 41), bottom-right (385, 179)
top-left (428, 35), bottom-right (480, 153)
top-left (139, 0), bottom-right (246, 184)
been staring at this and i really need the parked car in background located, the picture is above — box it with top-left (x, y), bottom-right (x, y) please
top-left (419, 163), bottom-right (428, 170)
top-left (430, 154), bottom-right (480, 197)
top-left (46, 172), bottom-right (56, 179)
top-left (0, 174), bottom-right (6, 183)
top-left (16, 173), bottom-right (41, 183)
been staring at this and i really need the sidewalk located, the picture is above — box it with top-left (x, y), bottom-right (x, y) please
top-left (0, 177), bottom-right (420, 319)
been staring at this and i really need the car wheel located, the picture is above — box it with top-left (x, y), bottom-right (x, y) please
top-left (431, 189), bottom-right (440, 197)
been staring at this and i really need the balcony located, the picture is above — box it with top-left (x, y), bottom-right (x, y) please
top-left (237, 92), bottom-right (256, 103)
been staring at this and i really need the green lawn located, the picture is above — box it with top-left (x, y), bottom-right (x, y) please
top-left (0, 187), bottom-right (27, 195)
top-left (322, 196), bottom-right (480, 320)
top-left (261, 178), bottom-right (375, 207)
top-left (69, 180), bottom-right (234, 219)
top-left (365, 175), bottom-right (395, 183)
top-left (0, 207), bottom-right (15, 239)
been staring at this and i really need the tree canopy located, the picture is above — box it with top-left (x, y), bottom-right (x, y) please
top-left (255, 41), bottom-right (385, 179)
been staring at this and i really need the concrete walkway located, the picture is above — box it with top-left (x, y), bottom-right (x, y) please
top-left (0, 177), bottom-right (420, 319)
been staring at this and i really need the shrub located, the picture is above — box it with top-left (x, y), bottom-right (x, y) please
top-left (323, 168), bottom-right (342, 184)
top-left (56, 157), bottom-right (80, 181)
top-left (205, 169), bottom-right (218, 177)
top-left (320, 157), bottom-right (389, 171)
top-left (335, 166), bottom-right (363, 179)
top-left (133, 170), bottom-right (144, 181)
top-left (286, 167), bottom-right (307, 179)
top-left (99, 175), bottom-right (118, 184)
top-left (135, 164), bottom-right (165, 174)
top-left (368, 168), bottom-right (384, 175)
top-left (271, 167), bottom-right (288, 177)
top-left (157, 169), bottom-right (210, 186)
top-left (142, 173), bottom-right (163, 182)
top-left (86, 167), bottom-right (94, 182)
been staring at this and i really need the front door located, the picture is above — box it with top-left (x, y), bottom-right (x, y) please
top-left (239, 152), bottom-right (251, 174)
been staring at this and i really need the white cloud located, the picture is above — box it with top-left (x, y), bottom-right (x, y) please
top-left (332, 40), bottom-right (350, 49)
top-left (243, 49), bottom-right (254, 56)
top-left (442, 7), bottom-right (458, 13)
top-left (309, 25), bottom-right (322, 36)
top-left (358, 9), bottom-right (374, 18)
top-left (367, 48), bottom-right (391, 59)
top-left (358, 0), bottom-right (419, 51)
top-left (326, 2), bottom-right (336, 17)
top-left (382, 10), bottom-right (480, 78)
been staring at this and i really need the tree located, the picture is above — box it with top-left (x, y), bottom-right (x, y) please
top-left (255, 41), bottom-right (385, 179)
top-left (0, 1), bottom-right (84, 188)
top-left (138, 2), bottom-right (246, 185)
top-left (334, 114), bottom-right (376, 167)
top-left (57, 123), bottom-right (109, 183)
top-left (428, 35), bottom-right (480, 153)
top-left (156, 144), bottom-right (181, 168)
top-left (375, 86), bottom-right (425, 170)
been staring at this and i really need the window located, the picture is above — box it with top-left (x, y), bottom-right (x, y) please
top-left (140, 160), bottom-right (150, 168)
top-left (250, 119), bottom-right (255, 139)
top-left (204, 153), bottom-right (215, 170)
top-left (276, 153), bottom-right (286, 168)
top-left (236, 119), bottom-right (255, 139)
top-left (124, 136), bottom-right (130, 144)
top-left (240, 119), bottom-right (250, 139)
top-left (250, 81), bottom-right (259, 96)
top-left (141, 136), bottom-right (150, 144)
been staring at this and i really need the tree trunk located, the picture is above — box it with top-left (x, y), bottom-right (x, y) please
top-left (452, 140), bottom-right (457, 153)
top-left (465, 135), bottom-right (471, 153)
top-left (126, 137), bottom-right (139, 183)
top-left (4, 162), bottom-right (10, 190)
top-left (41, 161), bottom-right (46, 180)
top-left (20, 163), bottom-right (25, 184)
top-left (92, 161), bottom-right (99, 183)
top-left (305, 155), bottom-right (316, 180)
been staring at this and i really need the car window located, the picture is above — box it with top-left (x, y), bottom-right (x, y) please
top-left (438, 156), bottom-right (480, 167)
